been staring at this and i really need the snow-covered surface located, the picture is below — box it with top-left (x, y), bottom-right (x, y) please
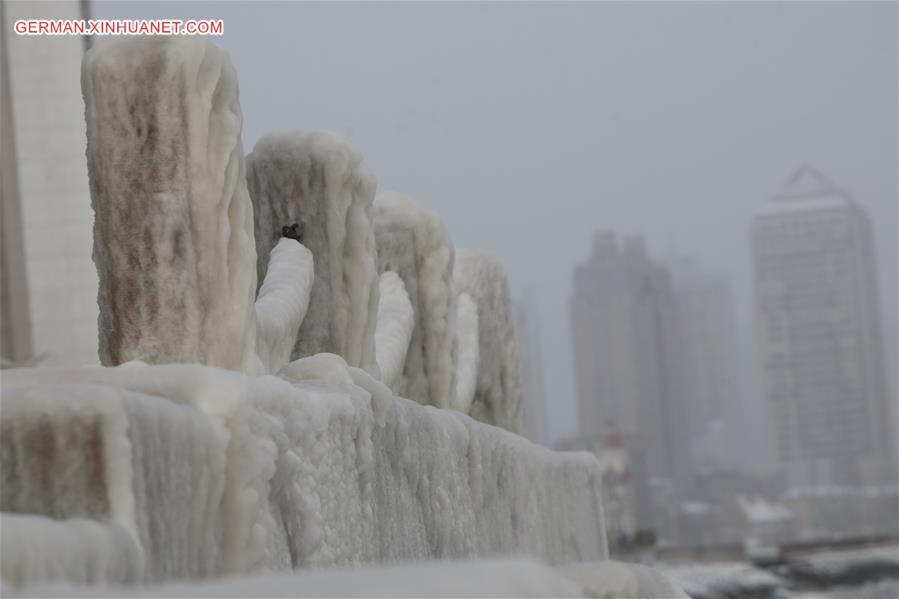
top-left (255, 239), bottom-right (315, 374)
top-left (247, 131), bottom-right (380, 376)
top-left (558, 561), bottom-right (689, 598)
top-left (454, 292), bottom-right (479, 414)
top-left (372, 193), bottom-right (458, 409)
top-left (1, 515), bottom-right (143, 589)
top-left (737, 494), bottom-right (794, 524)
top-left (83, 38), bottom-right (258, 372)
top-left (454, 249), bottom-right (525, 434)
top-left (662, 561), bottom-right (782, 599)
top-left (1, 360), bottom-right (607, 589)
top-left (11, 558), bottom-right (585, 598)
top-left (787, 544), bottom-right (899, 582)
top-left (374, 271), bottom-right (415, 390)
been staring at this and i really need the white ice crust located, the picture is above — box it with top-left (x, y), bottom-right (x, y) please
top-left (374, 272), bottom-right (415, 390)
top-left (12, 558), bottom-right (585, 598)
top-left (255, 239), bottom-right (315, 374)
top-left (372, 193), bottom-right (458, 409)
top-left (1, 360), bottom-right (607, 588)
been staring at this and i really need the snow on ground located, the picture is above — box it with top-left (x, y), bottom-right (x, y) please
top-left (247, 131), bottom-right (380, 376)
top-left (83, 38), bottom-right (258, 373)
top-left (1, 360), bottom-right (607, 589)
top-left (374, 271), bottom-right (415, 390)
top-left (372, 193), bottom-right (458, 410)
top-left (786, 544), bottom-right (899, 588)
top-left (254, 239), bottom-right (315, 374)
top-left (454, 249), bottom-right (524, 435)
top-left (662, 561), bottom-right (782, 599)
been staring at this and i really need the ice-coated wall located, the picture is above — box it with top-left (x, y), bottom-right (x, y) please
top-left (372, 193), bottom-right (458, 409)
top-left (247, 131), bottom-right (380, 376)
top-left (1, 360), bottom-right (607, 588)
top-left (82, 38), bottom-right (258, 372)
top-left (454, 250), bottom-right (525, 435)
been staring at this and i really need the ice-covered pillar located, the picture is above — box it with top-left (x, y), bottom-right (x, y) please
top-left (246, 131), bottom-right (380, 375)
top-left (454, 249), bottom-right (524, 434)
top-left (372, 193), bottom-right (458, 408)
top-left (82, 38), bottom-right (257, 372)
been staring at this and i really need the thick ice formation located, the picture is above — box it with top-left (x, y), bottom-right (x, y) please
top-left (454, 293), bottom-right (479, 413)
top-left (1, 361), bottom-right (607, 588)
top-left (82, 38), bottom-right (258, 372)
top-left (372, 193), bottom-right (458, 409)
top-left (247, 132), bottom-right (380, 376)
top-left (454, 250), bottom-right (525, 434)
top-left (374, 272), bottom-right (415, 390)
top-left (254, 239), bottom-right (315, 374)
top-left (14, 558), bottom-right (586, 598)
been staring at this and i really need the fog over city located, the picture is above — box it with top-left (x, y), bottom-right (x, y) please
top-left (98, 1), bottom-right (898, 466)
top-left (2, 0), bottom-right (897, 595)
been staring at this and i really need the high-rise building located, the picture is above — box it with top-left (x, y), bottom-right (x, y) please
top-left (752, 166), bottom-right (895, 487)
top-left (570, 232), bottom-right (692, 495)
top-left (667, 257), bottom-right (741, 474)
top-left (1, 1), bottom-right (98, 367)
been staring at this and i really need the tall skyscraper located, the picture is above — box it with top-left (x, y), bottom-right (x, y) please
top-left (1, 1), bottom-right (98, 367)
top-left (570, 232), bottom-right (692, 491)
top-left (667, 257), bottom-right (741, 474)
top-left (752, 166), bottom-right (895, 487)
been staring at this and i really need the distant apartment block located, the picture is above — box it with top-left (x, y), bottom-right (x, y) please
top-left (752, 166), bottom-right (895, 487)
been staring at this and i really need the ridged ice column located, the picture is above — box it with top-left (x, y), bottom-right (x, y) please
top-left (372, 193), bottom-right (458, 409)
top-left (82, 38), bottom-right (257, 372)
top-left (247, 131), bottom-right (380, 376)
top-left (454, 250), bottom-right (524, 434)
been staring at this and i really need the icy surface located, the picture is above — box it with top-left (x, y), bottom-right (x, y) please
top-left (83, 38), bottom-right (258, 372)
top-left (247, 131), bottom-right (380, 375)
top-left (558, 561), bottom-right (689, 598)
top-left (255, 239), bottom-right (315, 374)
top-left (662, 561), bottom-right (782, 599)
top-left (372, 193), bottom-right (458, 409)
top-left (1, 362), bottom-right (607, 588)
top-left (374, 272), bottom-right (415, 390)
top-left (12, 558), bottom-right (585, 598)
top-left (1, 515), bottom-right (143, 588)
top-left (454, 249), bottom-right (525, 434)
top-left (454, 292), bottom-right (479, 413)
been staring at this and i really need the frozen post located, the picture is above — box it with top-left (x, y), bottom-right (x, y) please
top-left (372, 193), bottom-right (458, 409)
top-left (454, 249), bottom-right (524, 434)
top-left (82, 38), bottom-right (258, 372)
top-left (247, 131), bottom-right (380, 375)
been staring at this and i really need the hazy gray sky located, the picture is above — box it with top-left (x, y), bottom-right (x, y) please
top-left (99, 2), bottom-right (898, 461)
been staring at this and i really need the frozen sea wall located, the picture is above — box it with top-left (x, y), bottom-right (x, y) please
top-left (247, 131), bottom-right (380, 376)
top-left (83, 38), bottom-right (258, 372)
top-left (1, 360), bottom-right (608, 588)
